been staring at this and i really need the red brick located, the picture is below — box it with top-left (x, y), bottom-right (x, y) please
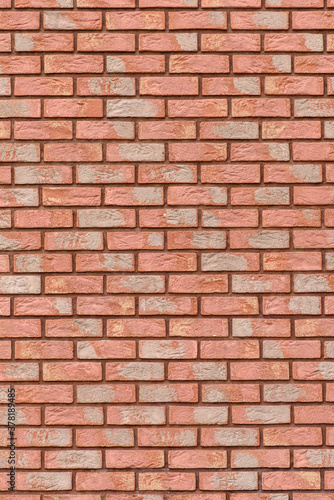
top-left (78, 33), bottom-right (135, 52)
top-left (202, 34), bottom-right (260, 52)
top-left (0, 12), bottom-right (39, 30)
top-left (44, 11), bottom-right (102, 30)
top-left (45, 99), bottom-right (103, 118)
top-left (265, 76), bottom-right (323, 95)
top-left (15, 77), bottom-right (73, 96)
top-left (265, 34), bottom-right (323, 52)
top-left (203, 77), bottom-right (261, 96)
top-left (231, 11), bottom-right (288, 29)
top-left (0, 56), bottom-right (40, 74)
top-left (1, 0), bottom-right (334, 496)
top-left (168, 99), bottom-right (227, 117)
top-left (233, 55), bottom-right (291, 73)
top-left (44, 55), bottom-right (103, 74)
top-left (170, 12), bottom-right (226, 30)
top-left (44, 143), bottom-right (102, 162)
top-left (14, 121), bottom-right (73, 140)
top-left (106, 11), bottom-right (165, 30)
top-left (108, 55), bottom-right (165, 74)
top-left (169, 55), bottom-right (229, 74)
top-left (15, 33), bottom-right (73, 52)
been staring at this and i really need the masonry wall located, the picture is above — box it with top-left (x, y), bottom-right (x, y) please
top-left (0, 0), bottom-right (333, 497)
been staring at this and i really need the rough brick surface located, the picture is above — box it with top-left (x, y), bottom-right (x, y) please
top-left (0, 0), bottom-right (334, 497)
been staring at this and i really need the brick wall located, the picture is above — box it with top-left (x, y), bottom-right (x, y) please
top-left (0, 0), bottom-right (333, 497)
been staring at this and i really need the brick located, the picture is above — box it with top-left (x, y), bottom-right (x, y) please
top-left (14, 297), bottom-right (72, 316)
top-left (265, 76), bottom-right (323, 95)
top-left (0, 56), bottom-right (40, 74)
top-left (15, 33), bottom-right (73, 52)
top-left (107, 362), bottom-right (163, 380)
top-left (169, 275), bottom-right (228, 293)
top-left (15, 77), bottom-right (73, 96)
top-left (108, 55), bottom-right (165, 74)
top-left (76, 254), bottom-right (134, 271)
top-left (1, 0), bottom-right (334, 496)
top-left (0, 12), bottom-right (39, 30)
top-left (77, 165), bottom-right (135, 184)
top-left (201, 297), bottom-right (259, 316)
top-left (108, 319), bottom-right (165, 337)
top-left (139, 121), bottom-right (196, 140)
top-left (231, 449), bottom-right (290, 468)
top-left (169, 143), bottom-right (227, 162)
top-left (295, 56), bottom-right (334, 73)
top-left (265, 34), bottom-right (323, 52)
top-left (45, 99), bottom-right (103, 118)
top-left (168, 362), bottom-right (227, 380)
top-left (105, 187), bottom-right (163, 206)
top-left (170, 12), bottom-right (226, 30)
top-left (139, 340), bottom-right (197, 359)
top-left (0, 35), bottom-right (11, 52)
top-left (76, 472), bottom-right (135, 491)
top-left (14, 121), bottom-right (72, 140)
top-left (14, 254), bottom-right (72, 272)
top-left (45, 450), bottom-right (102, 469)
top-left (107, 450), bottom-right (164, 469)
top-left (232, 274), bottom-right (290, 293)
top-left (233, 56), bottom-right (291, 74)
top-left (264, 163), bottom-right (322, 183)
top-left (203, 77), bottom-right (261, 96)
top-left (77, 77), bottom-right (135, 96)
top-left (199, 472), bottom-right (258, 491)
top-left (230, 230), bottom-right (290, 249)
top-left (107, 143), bottom-right (164, 162)
top-left (200, 122), bottom-right (258, 140)
top-left (77, 384), bottom-right (135, 403)
top-left (169, 55), bottom-right (229, 74)
top-left (262, 121), bottom-right (321, 139)
top-left (138, 472), bottom-right (196, 491)
top-left (202, 34), bottom-right (259, 52)
top-left (263, 340), bottom-right (321, 359)
top-left (77, 297), bottom-right (135, 316)
top-left (78, 33), bottom-right (135, 52)
top-left (230, 362), bottom-right (289, 380)
top-left (262, 471), bottom-right (320, 490)
top-left (139, 297), bottom-right (197, 315)
top-left (202, 165), bottom-right (260, 184)
top-left (139, 383), bottom-right (198, 402)
top-left (44, 11), bottom-right (101, 30)
top-left (233, 99), bottom-right (290, 118)
top-left (202, 210), bottom-right (258, 228)
top-left (138, 428), bottom-right (197, 447)
top-left (44, 143), bottom-right (102, 162)
top-left (140, 77), bottom-right (198, 96)
top-left (201, 428), bottom-right (259, 447)
top-left (168, 99), bottom-right (227, 117)
top-left (106, 11), bottom-right (165, 30)
top-left (139, 34), bottom-right (197, 52)
top-left (231, 187), bottom-right (289, 205)
top-left (263, 209), bottom-right (321, 227)
top-left (170, 318), bottom-right (228, 337)
top-left (169, 450), bottom-right (227, 469)
top-left (263, 427), bottom-right (322, 446)
top-left (231, 143), bottom-right (290, 162)
top-left (44, 55), bottom-right (103, 74)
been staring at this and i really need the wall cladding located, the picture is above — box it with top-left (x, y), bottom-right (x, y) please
top-left (0, 0), bottom-right (333, 497)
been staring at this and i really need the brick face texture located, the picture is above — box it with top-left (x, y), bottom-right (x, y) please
top-left (2, 0), bottom-right (334, 498)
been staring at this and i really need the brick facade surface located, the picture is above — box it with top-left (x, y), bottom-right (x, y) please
top-left (0, 0), bottom-right (333, 497)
